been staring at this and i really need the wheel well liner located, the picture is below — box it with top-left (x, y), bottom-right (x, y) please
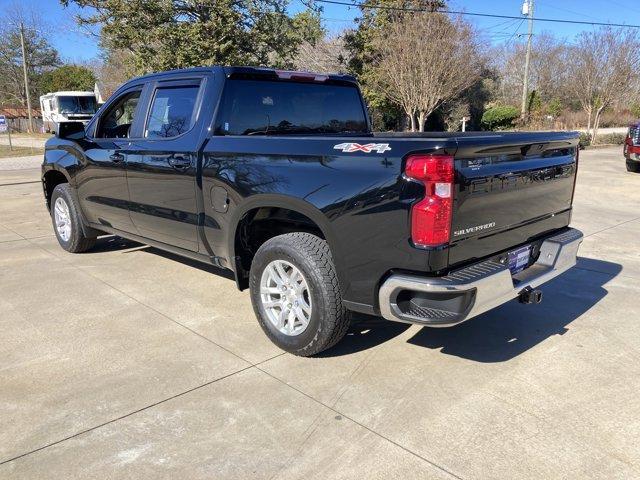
top-left (43, 170), bottom-right (69, 210)
top-left (231, 201), bottom-right (344, 291)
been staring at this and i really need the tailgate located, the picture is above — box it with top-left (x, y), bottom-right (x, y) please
top-left (449, 132), bottom-right (578, 267)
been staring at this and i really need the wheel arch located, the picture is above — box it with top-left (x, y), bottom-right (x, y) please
top-left (42, 167), bottom-right (72, 211)
top-left (229, 194), bottom-right (347, 292)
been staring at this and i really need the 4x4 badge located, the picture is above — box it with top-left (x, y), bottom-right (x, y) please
top-left (333, 142), bottom-right (391, 153)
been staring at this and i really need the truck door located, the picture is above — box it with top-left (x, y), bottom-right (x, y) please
top-left (76, 86), bottom-right (144, 233)
top-left (125, 78), bottom-right (205, 252)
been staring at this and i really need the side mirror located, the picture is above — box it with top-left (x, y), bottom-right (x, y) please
top-left (56, 122), bottom-right (86, 140)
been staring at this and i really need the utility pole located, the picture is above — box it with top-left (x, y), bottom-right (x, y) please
top-left (520, 0), bottom-right (534, 120)
top-left (19, 22), bottom-right (34, 133)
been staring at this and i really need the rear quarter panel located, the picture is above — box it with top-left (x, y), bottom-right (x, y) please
top-left (201, 136), bottom-right (455, 309)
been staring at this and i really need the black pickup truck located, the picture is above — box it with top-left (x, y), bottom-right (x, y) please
top-left (42, 66), bottom-right (583, 356)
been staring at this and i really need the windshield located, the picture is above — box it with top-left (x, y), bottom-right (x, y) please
top-left (215, 79), bottom-right (369, 136)
top-left (57, 96), bottom-right (97, 114)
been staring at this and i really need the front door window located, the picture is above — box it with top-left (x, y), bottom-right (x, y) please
top-left (96, 91), bottom-right (141, 139)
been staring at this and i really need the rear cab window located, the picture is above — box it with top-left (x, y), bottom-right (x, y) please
top-left (215, 79), bottom-right (369, 136)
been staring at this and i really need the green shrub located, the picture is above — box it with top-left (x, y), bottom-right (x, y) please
top-left (596, 132), bottom-right (626, 145)
top-left (481, 105), bottom-right (520, 131)
top-left (546, 98), bottom-right (563, 118)
top-left (579, 132), bottom-right (591, 149)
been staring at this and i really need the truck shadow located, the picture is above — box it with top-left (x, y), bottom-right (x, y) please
top-left (324, 258), bottom-right (621, 361)
top-left (91, 235), bottom-right (236, 280)
top-left (92, 235), bottom-right (620, 363)
top-left (404, 257), bottom-right (621, 363)
top-left (319, 315), bottom-right (412, 357)
top-left (90, 235), bottom-right (139, 253)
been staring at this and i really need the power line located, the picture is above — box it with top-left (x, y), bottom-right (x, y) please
top-left (605, 0), bottom-right (640, 16)
top-left (312, 0), bottom-right (640, 29)
top-left (321, 17), bottom-right (354, 22)
top-left (504, 18), bottom-right (526, 47)
top-left (480, 17), bottom-right (521, 33)
top-left (535, 0), bottom-right (601, 22)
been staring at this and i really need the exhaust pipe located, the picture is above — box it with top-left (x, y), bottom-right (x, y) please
top-left (518, 286), bottom-right (543, 304)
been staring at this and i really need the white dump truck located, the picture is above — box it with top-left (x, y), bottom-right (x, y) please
top-left (39, 91), bottom-right (98, 133)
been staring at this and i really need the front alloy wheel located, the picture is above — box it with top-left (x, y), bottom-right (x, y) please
top-left (50, 183), bottom-right (96, 253)
top-left (54, 197), bottom-right (72, 242)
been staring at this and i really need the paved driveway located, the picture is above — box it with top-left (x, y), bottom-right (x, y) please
top-left (1, 147), bottom-right (639, 479)
top-left (0, 155), bottom-right (44, 171)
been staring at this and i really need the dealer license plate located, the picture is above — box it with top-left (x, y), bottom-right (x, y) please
top-left (507, 245), bottom-right (531, 275)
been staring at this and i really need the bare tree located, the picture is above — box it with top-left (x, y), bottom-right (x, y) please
top-left (370, 13), bottom-right (484, 131)
top-left (0, 4), bottom-right (60, 106)
top-left (568, 27), bottom-right (640, 142)
top-left (493, 33), bottom-right (571, 113)
top-left (87, 47), bottom-right (136, 101)
top-left (293, 35), bottom-right (349, 73)
top-left (533, 34), bottom-right (571, 105)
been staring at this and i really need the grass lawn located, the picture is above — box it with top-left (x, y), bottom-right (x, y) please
top-left (13, 133), bottom-right (53, 139)
top-left (0, 145), bottom-right (44, 158)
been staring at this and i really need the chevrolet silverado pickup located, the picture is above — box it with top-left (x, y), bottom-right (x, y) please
top-left (42, 66), bottom-right (583, 356)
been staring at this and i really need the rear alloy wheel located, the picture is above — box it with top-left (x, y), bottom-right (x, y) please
top-left (260, 259), bottom-right (312, 336)
top-left (250, 232), bottom-right (350, 356)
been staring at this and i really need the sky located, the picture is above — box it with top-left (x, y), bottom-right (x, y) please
top-left (5, 0), bottom-right (640, 62)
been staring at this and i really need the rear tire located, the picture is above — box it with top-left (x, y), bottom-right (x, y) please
top-left (50, 183), bottom-right (96, 253)
top-left (249, 232), bottom-right (350, 356)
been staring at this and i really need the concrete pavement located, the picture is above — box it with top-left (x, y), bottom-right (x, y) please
top-left (0, 155), bottom-right (44, 171)
top-left (1, 147), bottom-right (639, 479)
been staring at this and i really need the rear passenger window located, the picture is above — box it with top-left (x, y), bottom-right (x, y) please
top-left (145, 86), bottom-right (199, 138)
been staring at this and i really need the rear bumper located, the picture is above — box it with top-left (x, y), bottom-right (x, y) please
top-left (378, 228), bottom-right (583, 327)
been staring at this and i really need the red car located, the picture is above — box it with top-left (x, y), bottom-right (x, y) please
top-left (624, 122), bottom-right (640, 172)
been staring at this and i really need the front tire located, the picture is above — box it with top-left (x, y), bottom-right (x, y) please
top-left (249, 232), bottom-right (350, 356)
top-left (50, 183), bottom-right (96, 253)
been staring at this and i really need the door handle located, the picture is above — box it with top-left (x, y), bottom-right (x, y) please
top-left (168, 156), bottom-right (191, 170)
top-left (109, 153), bottom-right (124, 163)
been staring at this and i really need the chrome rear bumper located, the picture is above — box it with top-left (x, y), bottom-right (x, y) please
top-left (378, 228), bottom-right (583, 327)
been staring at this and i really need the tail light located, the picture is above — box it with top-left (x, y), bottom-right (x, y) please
top-left (405, 154), bottom-right (455, 247)
top-left (571, 146), bottom-right (579, 204)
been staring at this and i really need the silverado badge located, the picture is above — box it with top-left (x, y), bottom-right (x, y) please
top-left (453, 222), bottom-right (497, 237)
top-left (333, 143), bottom-right (391, 153)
